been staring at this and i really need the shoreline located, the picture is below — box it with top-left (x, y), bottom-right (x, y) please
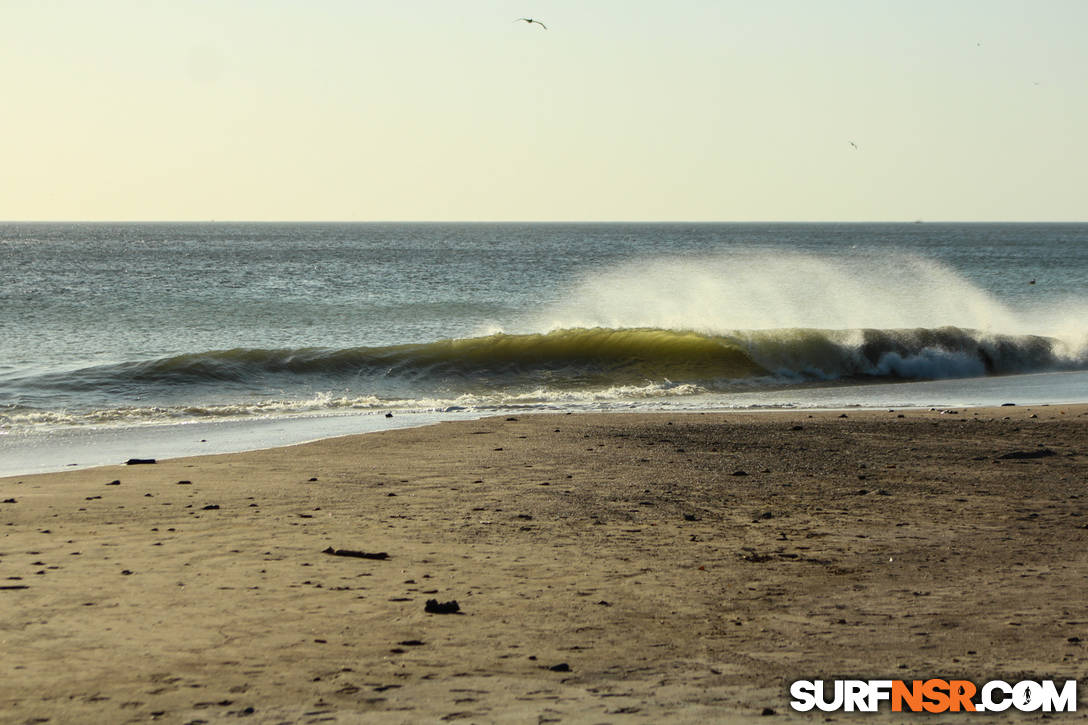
top-left (4, 369), bottom-right (1088, 478)
top-left (0, 409), bottom-right (484, 478)
top-left (2, 405), bottom-right (1087, 722)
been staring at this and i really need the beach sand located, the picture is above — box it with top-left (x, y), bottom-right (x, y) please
top-left (1, 405), bottom-right (1086, 723)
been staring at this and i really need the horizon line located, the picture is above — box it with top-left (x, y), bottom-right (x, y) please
top-left (3, 219), bottom-right (1087, 225)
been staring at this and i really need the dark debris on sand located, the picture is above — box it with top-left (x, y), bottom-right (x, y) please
top-left (424, 599), bottom-right (461, 614)
top-left (322, 547), bottom-right (389, 560)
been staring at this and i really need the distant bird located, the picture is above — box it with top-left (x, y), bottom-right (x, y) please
top-left (849, 141), bottom-right (858, 150)
top-left (515, 17), bottom-right (547, 29)
top-left (1029, 278), bottom-right (1036, 285)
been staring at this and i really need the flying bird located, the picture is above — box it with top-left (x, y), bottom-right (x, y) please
top-left (849, 141), bottom-right (858, 150)
top-left (515, 17), bottom-right (547, 29)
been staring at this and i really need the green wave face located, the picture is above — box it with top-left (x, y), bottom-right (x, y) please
top-left (396, 328), bottom-right (769, 385)
top-left (5, 325), bottom-right (1083, 400)
top-left (127, 328), bottom-right (769, 387)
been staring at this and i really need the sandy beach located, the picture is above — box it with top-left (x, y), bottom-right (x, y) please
top-left (2, 405), bottom-right (1086, 723)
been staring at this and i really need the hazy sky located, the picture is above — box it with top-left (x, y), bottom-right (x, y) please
top-left (3, 1), bottom-right (1085, 221)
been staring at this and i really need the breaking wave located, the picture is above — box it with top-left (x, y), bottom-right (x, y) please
top-left (3, 250), bottom-right (1085, 429)
top-left (3, 326), bottom-right (1083, 402)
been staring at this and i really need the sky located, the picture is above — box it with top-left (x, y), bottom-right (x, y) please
top-left (2, 0), bottom-right (1086, 222)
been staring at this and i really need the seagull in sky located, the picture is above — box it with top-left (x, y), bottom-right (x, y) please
top-left (515, 17), bottom-right (547, 29)
top-left (849, 141), bottom-right (858, 150)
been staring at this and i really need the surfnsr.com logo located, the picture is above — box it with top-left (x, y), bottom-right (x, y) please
top-left (790, 679), bottom-right (1077, 713)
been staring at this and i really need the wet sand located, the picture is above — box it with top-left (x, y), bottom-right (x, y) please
top-left (1, 405), bottom-right (1086, 723)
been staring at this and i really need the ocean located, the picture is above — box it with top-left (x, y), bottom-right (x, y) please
top-left (2, 222), bottom-right (1086, 475)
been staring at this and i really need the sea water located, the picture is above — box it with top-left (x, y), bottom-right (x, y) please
top-left (2, 222), bottom-right (1086, 474)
